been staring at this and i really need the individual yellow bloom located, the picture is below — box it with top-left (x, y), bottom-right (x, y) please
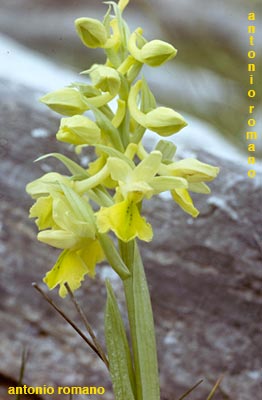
top-left (28, 176), bottom-right (97, 248)
top-left (75, 17), bottom-right (108, 48)
top-left (56, 115), bottom-right (101, 145)
top-left (43, 239), bottom-right (104, 297)
top-left (128, 29), bottom-right (177, 67)
top-left (107, 151), bottom-right (162, 202)
top-left (128, 80), bottom-right (187, 136)
top-left (96, 199), bottom-right (153, 242)
top-left (94, 150), bottom-right (188, 241)
top-left (140, 40), bottom-right (177, 67)
top-left (107, 150), bottom-right (187, 202)
top-left (40, 88), bottom-right (88, 116)
top-left (171, 189), bottom-right (199, 218)
top-left (88, 64), bottom-right (121, 96)
top-left (144, 107), bottom-right (187, 136)
top-left (161, 158), bottom-right (219, 217)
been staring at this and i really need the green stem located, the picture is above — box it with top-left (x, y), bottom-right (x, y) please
top-left (119, 240), bottom-right (160, 400)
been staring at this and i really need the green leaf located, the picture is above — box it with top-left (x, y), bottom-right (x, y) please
top-left (132, 243), bottom-right (160, 400)
top-left (35, 153), bottom-right (89, 177)
top-left (105, 280), bottom-right (135, 400)
top-left (122, 241), bottom-right (160, 400)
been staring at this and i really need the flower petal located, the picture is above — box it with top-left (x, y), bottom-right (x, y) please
top-left (107, 157), bottom-right (133, 182)
top-left (79, 239), bottom-right (104, 277)
top-left (38, 230), bottom-right (78, 249)
top-left (150, 176), bottom-right (188, 194)
top-left (43, 249), bottom-right (89, 297)
top-left (132, 151), bottom-right (162, 182)
top-left (96, 199), bottom-right (153, 242)
top-left (171, 188), bottom-right (199, 218)
top-left (29, 195), bottom-right (54, 229)
top-left (168, 159), bottom-right (219, 182)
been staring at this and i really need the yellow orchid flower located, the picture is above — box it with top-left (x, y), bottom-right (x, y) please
top-left (107, 151), bottom-right (162, 202)
top-left (88, 64), bottom-right (121, 96)
top-left (128, 80), bottom-right (187, 136)
top-left (28, 176), bottom-right (105, 295)
top-left (95, 150), bottom-right (188, 241)
top-left (160, 158), bottom-right (219, 216)
top-left (128, 29), bottom-right (177, 67)
top-left (56, 115), bottom-right (101, 146)
top-left (107, 150), bottom-right (188, 202)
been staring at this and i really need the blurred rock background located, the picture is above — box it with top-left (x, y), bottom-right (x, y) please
top-left (0, 1), bottom-right (261, 400)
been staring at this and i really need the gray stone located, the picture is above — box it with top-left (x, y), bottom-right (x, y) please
top-left (0, 78), bottom-right (261, 400)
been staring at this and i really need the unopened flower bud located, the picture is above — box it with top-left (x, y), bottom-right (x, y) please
top-left (145, 107), bottom-right (187, 136)
top-left (129, 30), bottom-right (177, 67)
top-left (75, 17), bottom-right (107, 48)
top-left (89, 64), bottom-right (121, 95)
top-left (128, 80), bottom-right (187, 136)
top-left (38, 230), bottom-right (78, 249)
top-left (40, 88), bottom-right (87, 116)
top-left (140, 40), bottom-right (177, 67)
top-left (56, 115), bottom-right (101, 145)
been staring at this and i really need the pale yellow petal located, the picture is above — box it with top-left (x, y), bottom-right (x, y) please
top-left (96, 199), bottom-right (153, 242)
top-left (29, 195), bottom-right (54, 229)
top-left (171, 188), bottom-right (199, 218)
top-left (43, 250), bottom-right (89, 297)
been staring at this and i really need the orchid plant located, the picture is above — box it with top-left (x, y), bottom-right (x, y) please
top-left (26, 1), bottom-right (219, 399)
